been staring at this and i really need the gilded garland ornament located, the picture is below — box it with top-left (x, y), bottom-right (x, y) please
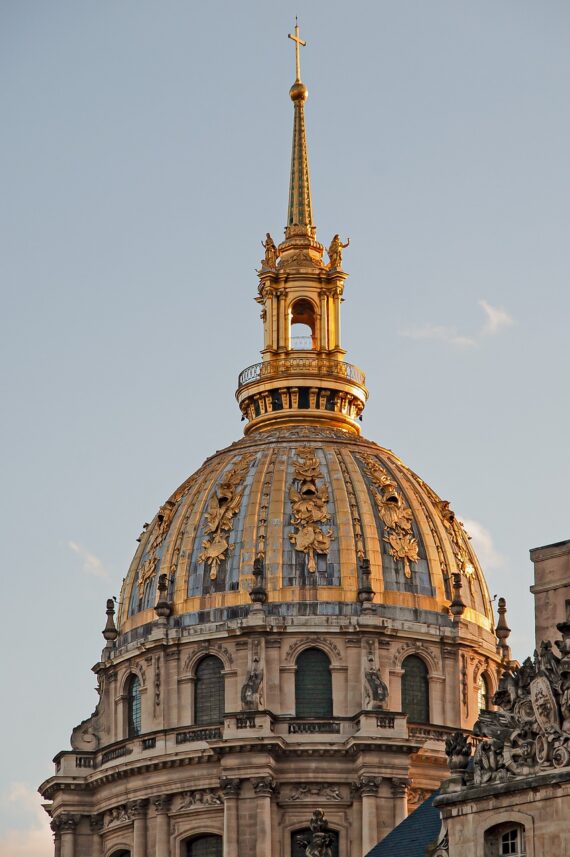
top-left (360, 453), bottom-right (418, 577)
top-left (198, 454), bottom-right (255, 580)
top-left (289, 446), bottom-right (333, 572)
top-left (138, 500), bottom-right (175, 597)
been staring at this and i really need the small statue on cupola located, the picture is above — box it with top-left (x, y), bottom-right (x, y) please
top-left (327, 234), bottom-right (350, 269)
top-left (261, 233), bottom-right (279, 268)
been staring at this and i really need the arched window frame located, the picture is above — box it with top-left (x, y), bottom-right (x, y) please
top-left (288, 297), bottom-right (319, 351)
top-left (185, 834), bottom-right (223, 857)
top-left (125, 673), bottom-right (142, 738)
top-left (294, 647), bottom-right (333, 719)
top-left (484, 821), bottom-right (528, 857)
top-left (194, 655), bottom-right (225, 726)
top-left (477, 672), bottom-right (490, 712)
top-left (401, 654), bottom-right (430, 724)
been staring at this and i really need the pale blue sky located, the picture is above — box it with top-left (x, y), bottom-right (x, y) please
top-left (1, 2), bottom-right (569, 852)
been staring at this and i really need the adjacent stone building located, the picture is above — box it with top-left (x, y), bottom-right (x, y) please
top-left (429, 541), bottom-right (570, 857)
top-left (39, 26), bottom-right (507, 857)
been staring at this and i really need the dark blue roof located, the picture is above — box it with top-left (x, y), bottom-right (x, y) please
top-left (365, 790), bottom-right (441, 857)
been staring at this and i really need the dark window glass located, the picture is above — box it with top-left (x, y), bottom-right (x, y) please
top-left (187, 835), bottom-right (223, 857)
top-left (195, 656), bottom-right (225, 725)
top-left (292, 828), bottom-right (339, 857)
top-left (295, 648), bottom-right (333, 718)
top-left (401, 655), bottom-right (429, 724)
top-left (127, 675), bottom-right (141, 737)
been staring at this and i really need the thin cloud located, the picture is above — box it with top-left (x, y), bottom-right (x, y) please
top-left (67, 540), bottom-right (109, 579)
top-left (400, 324), bottom-right (476, 348)
top-left (400, 300), bottom-right (514, 348)
top-left (0, 783), bottom-right (52, 857)
top-left (462, 518), bottom-right (504, 570)
top-left (479, 300), bottom-right (515, 336)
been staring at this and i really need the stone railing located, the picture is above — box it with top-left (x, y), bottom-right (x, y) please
top-left (237, 356), bottom-right (366, 389)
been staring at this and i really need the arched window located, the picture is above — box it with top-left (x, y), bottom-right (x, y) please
top-left (295, 648), bottom-right (333, 718)
top-left (401, 655), bottom-right (429, 724)
top-left (292, 828), bottom-right (339, 857)
top-left (290, 299), bottom-right (316, 350)
top-left (195, 656), bottom-right (225, 725)
top-left (186, 835), bottom-right (223, 857)
top-left (127, 674), bottom-right (141, 737)
top-left (484, 822), bottom-right (526, 856)
top-left (477, 673), bottom-right (490, 711)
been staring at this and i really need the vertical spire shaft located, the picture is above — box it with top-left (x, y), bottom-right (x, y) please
top-left (287, 22), bottom-right (313, 233)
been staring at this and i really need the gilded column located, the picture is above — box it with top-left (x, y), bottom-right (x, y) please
top-left (221, 778), bottom-right (241, 857)
top-left (277, 289), bottom-right (287, 351)
top-left (391, 778), bottom-right (410, 826)
top-left (355, 777), bottom-right (381, 856)
top-left (333, 287), bottom-right (342, 349)
top-left (252, 777), bottom-right (277, 857)
top-left (319, 290), bottom-right (328, 350)
top-left (89, 814), bottom-right (104, 857)
top-left (154, 795), bottom-right (171, 857)
top-left (129, 799), bottom-right (149, 857)
top-left (58, 814), bottom-right (79, 857)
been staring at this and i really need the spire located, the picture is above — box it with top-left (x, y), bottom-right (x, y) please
top-left (287, 21), bottom-right (313, 234)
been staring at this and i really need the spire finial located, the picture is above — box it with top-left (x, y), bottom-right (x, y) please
top-left (286, 20), bottom-right (313, 233)
top-left (288, 18), bottom-right (306, 83)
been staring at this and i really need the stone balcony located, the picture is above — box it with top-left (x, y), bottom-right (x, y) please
top-left (50, 712), bottom-right (460, 781)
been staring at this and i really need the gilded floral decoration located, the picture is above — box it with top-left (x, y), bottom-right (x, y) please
top-left (289, 447), bottom-right (333, 572)
top-left (198, 454), bottom-right (255, 580)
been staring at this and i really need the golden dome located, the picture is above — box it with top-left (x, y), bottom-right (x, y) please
top-left (118, 426), bottom-right (494, 637)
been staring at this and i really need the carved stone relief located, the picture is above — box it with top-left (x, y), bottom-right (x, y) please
top-left (288, 783), bottom-right (343, 801)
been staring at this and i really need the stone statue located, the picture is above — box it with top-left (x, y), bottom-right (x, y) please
top-left (297, 810), bottom-right (334, 857)
top-left (326, 234), bottom-right (349, 269)
top-left (261, 233), bottom-right (278, 268)
top-left (241, 658), bottom-right (263, 710)
top-left (365, 657), bottom-right (388, 709)
top-left (470, 598), bottom-right (570, 786)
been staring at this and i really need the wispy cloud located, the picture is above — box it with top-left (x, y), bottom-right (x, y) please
top-left (462, 518), bottom-right (504, 570)
top-left (400, 324), bottom-right (476, 348)
top-left (479, 299), bottom-right (515, 336)
top-left (400, 300), bottom-right (514, 348)
top-left (67, 541), bottom-right (109, 578)
top-left (0, 783), bottom-right (52, 857)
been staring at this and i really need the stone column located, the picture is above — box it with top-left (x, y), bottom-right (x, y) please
top-left (391, 778), bottom-right (410, 826)
top-left (129, 799), bottom-right (149, 857)
top-left (355, 777), bottom-right (381, 856)
top-left (50, 818), bottom-right (62, 857)
top-left (59, 814), bottom-right (79, 857)
top-left (154, 795), bottom-right (171, 857)
top-left (89, 814), bottom-right (104, 857)
top-left (221, 778), bottom-right (241, 857)
top-left (252, 777), bottom-right (277, 857)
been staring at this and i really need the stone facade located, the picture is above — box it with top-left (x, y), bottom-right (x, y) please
top-left (40, 603), bottom-right (503, 857)
top-left (433, 571), bottom-right (570, 857)
top-left (530, 539), bottom-right (570, 648)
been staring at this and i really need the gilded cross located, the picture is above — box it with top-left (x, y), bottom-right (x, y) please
top-left (288, 19), bottom-right (306, 82)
